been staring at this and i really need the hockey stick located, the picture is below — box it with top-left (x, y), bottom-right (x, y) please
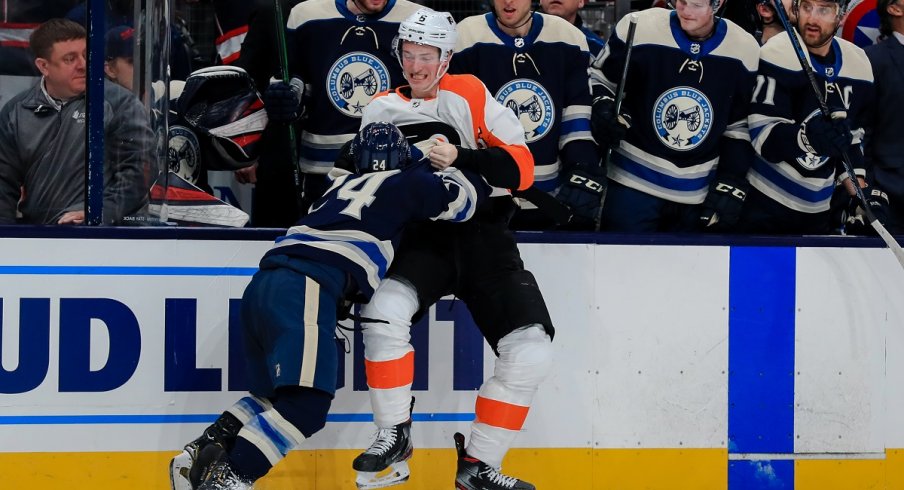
top-left (274, 0), bottom-right (306, 213)
top-left (594, 13), bottom-right (638, 231)
top-left (772, 0), bottom-right (904, 270)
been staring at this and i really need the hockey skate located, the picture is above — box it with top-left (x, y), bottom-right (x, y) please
top-left (454, 432), bottom-right (535, 490)
top-left (170, 413), bottom-right (243, 490)
top-left (352, 419), bottom-right (414, 489)
top-left (192, 444), bottom-right (253, 490)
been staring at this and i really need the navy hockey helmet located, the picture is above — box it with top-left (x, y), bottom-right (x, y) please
top-left (350, 122), bottom-right (412, 174)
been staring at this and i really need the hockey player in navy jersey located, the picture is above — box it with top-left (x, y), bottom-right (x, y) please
top-left (451, 0), bottom-right (604, 230)
top-left (352, 9), bottom-right (552, 490)
top-left (740, 0), bottom-right (878, 234)
top-left (592, 0), bottom-right (760, 232)
top-left (168, 122), bottom-right (489, 490)
top-left (745, 0), bottom-right (795, 44)
top-left (262, 0), bottom-right (422, 216)
top-left (539, 0), bottom-right (607, 96)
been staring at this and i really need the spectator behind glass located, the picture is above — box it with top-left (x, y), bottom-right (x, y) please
top-left (0, 19), bottom-right (154, 225)
top-left (66, 0), bottom-right (194, 80)
top-left (104, 25), bottom-right (135, 91)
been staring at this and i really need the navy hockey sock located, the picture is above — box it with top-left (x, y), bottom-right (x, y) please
top-left (229, 387), bottom-right (333, 481)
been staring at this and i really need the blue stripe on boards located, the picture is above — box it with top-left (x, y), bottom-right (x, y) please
top-left (0, 413), bottom-right (475, 425)
top-left (728, 247), bottom-right (796, 489)
top-left (729, 460), bottom-right (794, 489)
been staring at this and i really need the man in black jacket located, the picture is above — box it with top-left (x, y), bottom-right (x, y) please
top-left (865, 0), bottom-right (904, 234)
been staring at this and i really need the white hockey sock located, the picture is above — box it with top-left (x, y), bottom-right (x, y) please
top-left (466, 324), bottom-right (552, 468)
top-left (361, 278), bottom-right (419, 428)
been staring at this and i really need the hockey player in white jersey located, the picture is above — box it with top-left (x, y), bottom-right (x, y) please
top-left (452, 0), bottom-right (604, 230)
top-left (739, 0), bottom-right (878, 234)
top-left (591, 0), bottom-right (760, 232)
top-left (352, 9), bottom-right (553, 490)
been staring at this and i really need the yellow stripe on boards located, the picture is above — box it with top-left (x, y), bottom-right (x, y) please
top-left (796, 457), bottom-right (886, 490)
top-left (594, 448), bottom-right (727, 490)
top-left (4, 448), bottom-right (904, 489)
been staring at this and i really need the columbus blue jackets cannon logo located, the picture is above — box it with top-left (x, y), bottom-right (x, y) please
top-left (495, 79), bottom-right (555, 143)
top-left (168, 125), bottom-right (201, 184)
top-left (327, 52), bottom-right (391, 118)
top-left (795, 110), bottom-right (831, 170)
top-left (652, 87), bottom-right (714, 152)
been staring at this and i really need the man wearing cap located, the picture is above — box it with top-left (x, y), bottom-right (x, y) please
top-left (104, 25), bottom-right (135, 91)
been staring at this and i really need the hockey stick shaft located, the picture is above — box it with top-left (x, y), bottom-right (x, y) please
top-left (594, 13), bottom-right (638, 231)
top-left (274, 0), bottom-right (306, 213)
top-left (772, 0), bottom-right (904, 270)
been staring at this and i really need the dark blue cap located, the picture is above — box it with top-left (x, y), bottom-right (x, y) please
top-left (105, 25), bottom-right (134, 60)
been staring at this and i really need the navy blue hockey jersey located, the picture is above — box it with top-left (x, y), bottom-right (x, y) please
top-left (452, 12), bottom-right (598, 192)
top-left (747, 34), bottom-right (875, 214)
top-left (286, 0), bottom-right (421, 174)
top-left (264, 163), bottom-right (489, 299)
top-left (598, 8), bottom-right (759, 204)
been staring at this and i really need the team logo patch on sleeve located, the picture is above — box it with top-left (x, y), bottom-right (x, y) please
top-left (495, 79), bottom-right (555, 143)
top-left (327, 52), bottom-right (391, 118)
top-left (652, 86), bottom-right (713, 151)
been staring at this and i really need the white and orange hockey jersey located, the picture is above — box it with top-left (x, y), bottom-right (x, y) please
top-left (361, 73), bottom-right (535, 195)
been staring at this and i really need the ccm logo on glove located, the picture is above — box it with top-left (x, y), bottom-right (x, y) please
top-left (568, 173), bottom-right (605, 193)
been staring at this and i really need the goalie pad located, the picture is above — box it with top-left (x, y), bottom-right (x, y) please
top-left (177, 66), bottom-right (268, 170)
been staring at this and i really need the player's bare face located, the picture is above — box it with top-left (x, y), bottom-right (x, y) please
top-left (36, 39), bottom-right (87, 99)
top-left (796, 0), bottom-right (839, 52)
top-left (104, 57), bottom-right (134, 91)
top-left (401, 43), bottom-right (444, 98)
top-left (758, 0), bottom-right (794, 22)
top-left (540, 0), bottom-right (584, 23)
top-left (495, 0), bottom-right (533, 28)
top-left (675, 0), bottom-right (716, 39)
top-left (350, 0), bottom-right (388, 15)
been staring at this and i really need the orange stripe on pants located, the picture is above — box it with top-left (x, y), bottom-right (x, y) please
top-left (364, 351), bottom-right (414, 389)
top-left (475, 396), bottom-right (530, 431)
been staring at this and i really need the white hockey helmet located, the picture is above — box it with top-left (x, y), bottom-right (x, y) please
top-left (396, 8), bottom-right (458, 62)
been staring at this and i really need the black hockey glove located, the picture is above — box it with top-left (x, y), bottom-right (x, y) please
top-left (699, 177), bottom-right (748, 230)
top-left (845, 188), bottom-right (890, 235)
top-left (263, 77), bottom-right (305, 124)
top-left (800, 110), bottom-right (851, 158)
top-left (591, 96), bottom-right (632, 148)
top-left (556, 162), bottom-right (606, 230)
top-left (334, 140), bottom-right (355, 173)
